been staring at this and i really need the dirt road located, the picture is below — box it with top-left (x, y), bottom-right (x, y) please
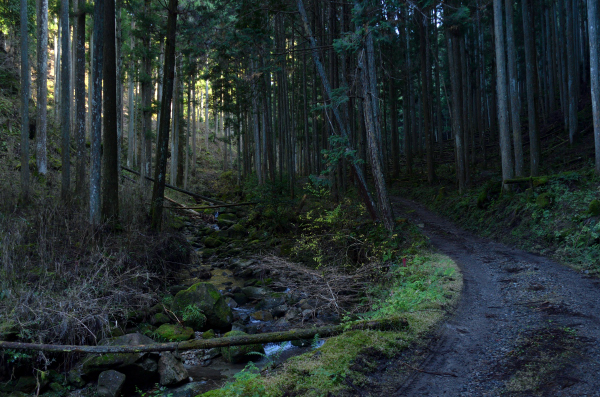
top-left (387, 197), bottom-right (600, 396)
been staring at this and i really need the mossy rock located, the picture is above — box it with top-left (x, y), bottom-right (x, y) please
top-left (204, 237), bottom-right (223, 249)
top-left (536, 193), bottom-right (552, 209)
top-left (156, 324), bottom-right (194, 342)
top-left (218, 213), bottom-right (237, 222)
top-left (589, 199), bottom-right (600, 216)
top-left (220, 331), bottom-right (265, 363)
top-left (173, 282), bottom-right (233, 330)
top-left (82, 333), bottom-right (156, 377)
top-left (229, 223), bottom-right (247, 236)
top-left (202, 329), bottom-right (216, 339)
top-left (152, 312), bottom-right (171, 325)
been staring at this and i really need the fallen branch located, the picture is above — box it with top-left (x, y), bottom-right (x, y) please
top-left (163, 196), bottom-right (201, 218)
top-left (164, 202), bottom-right (257, 211)
top-left (121, 165), bottom-right (225, 205)
top-left (0, 318), bottom-right (407, 354)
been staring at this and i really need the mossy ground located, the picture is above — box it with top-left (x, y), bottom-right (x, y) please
top-left (202, 252), bottom-right (462, 397)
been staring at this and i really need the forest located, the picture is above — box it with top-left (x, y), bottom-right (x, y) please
top-left (1, 0), bottom-right (600, 395)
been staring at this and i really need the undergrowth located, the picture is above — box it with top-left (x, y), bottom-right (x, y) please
top-left (402, 166), bottom-right (600, 274)
top-left (0, 168), bottom-right (191, 374)
top-left (201, 251), bottom-right (461, 397)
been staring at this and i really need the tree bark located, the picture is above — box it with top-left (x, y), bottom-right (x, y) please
top-left (90, 0), bottom-right (104, 226)
top-left (60, 0), bottom-right (71, 200)
top-left (20, 0), bottom-right (29, 200)
top-left (566, 0), bottom-right (578, 143)
top-left (589, 0), bottom-right (600, 173)
top-left (75, 0), bottom-right (86, 198)
top-left (150, 0), bottom-right (178, 231)
top-left (359, 50), bottom-right (395, 232)
top-left (102, 0), bottom-right (119, 222)
top-left (523, 0), bottom-right (541, 175)
top-left (141, 2), bottom-right (153, 188)
top-left (494, 0), bottom-right (515, 187)
top-left (36, 0), bottom-right (48, 176)
top-left (505, 0), bottom-right (523, 177)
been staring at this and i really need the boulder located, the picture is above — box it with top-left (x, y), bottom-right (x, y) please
top-left (156, 324), bottom-right (194, 342)
top-left (204, 237), bottom-right (223, 249)
top-left (241, 286), bottom-right (269, 300)
top-left (81, 333), bottom-right (157, 388)
top-left (225, 297), bottom-right (238, 309)
top-left (158, 352), bottom-right (188, 386)
top-left (232, 293), bottom-right (248, 306)
top-left (152, 312), bottom-right (171, 326)
top-left (201, 329), bottom-right (216, 339)
top-left (67, 369), bottom-right (86, 387)
top-left (173, 283), bottom-right (233, 330)
top-left (97, 370), bottom-right (126, 397)
top-left (220, 331), bottom-right (265, 363)
top-left (254, 297), bottom-right (285, 311)
top-left (163, 382), bottom-right (207, 397)
top-left (250, 311), bottom-right (273, 322)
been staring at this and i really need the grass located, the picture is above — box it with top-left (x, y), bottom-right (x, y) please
top-left (200, 251), bottom-right (462, 397)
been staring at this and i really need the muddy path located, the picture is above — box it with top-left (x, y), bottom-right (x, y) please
top-left (386, 197), bottom-right (600, 396)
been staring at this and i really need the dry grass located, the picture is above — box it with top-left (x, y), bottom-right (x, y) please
top-left (253, 255), bottom-right (383, 316)
top-left (0, 168), bottom-right (191, 353)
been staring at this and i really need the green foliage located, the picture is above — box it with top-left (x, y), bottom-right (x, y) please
top-left (136, 383), bottom-right (173, 397)
top-left (201, 362), bottom-right (268, 397)
top-left (367, 255), bottom-right (454, 318)
top-left (180, 303), bottom-right (207, 329)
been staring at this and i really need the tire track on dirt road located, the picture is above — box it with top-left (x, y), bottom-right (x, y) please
top-left (391, 197), bottom-right (600, 396)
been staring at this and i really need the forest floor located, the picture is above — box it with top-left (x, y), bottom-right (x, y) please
top-left (373, 196), bottom-right (600, 396)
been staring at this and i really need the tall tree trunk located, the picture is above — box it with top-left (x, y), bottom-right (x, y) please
top-left (36, 0), bottom-right (48, 176)
top-left (90, 0), bottom-right (104, 226)
top-left (150, 0), bottom-right (178, 231)
top-left (447, 33), bottom-right (466, 193)
top-left (494, 0), bottom-right (515, 187)
top-left (20, 0), bottom-right (29, 200)
top-left (191, 73), bottom-right (196, 168)
top-left (566, 0), bottom-right (578, 143)
top-left (141, 0), bottom-right (153, 188)
top-left (171, 61), bottom-right (179, 186)
top-left (251, 60), bottom-right (262, 184)
top-left (523, 0), bottom-right (541, 175)
top-left (75, 0), bottom-right (86, 197)
top-left (297, 0), bottom-right (381, 223)
top-left (359, 50), bottom-right (394, 232)
top-left (127, 69), bottom-right (135, 167)
top-left (60, 0), bottom-right (71, 200)
top-left (101, 0), bottom-right (119, 222)
top-left (505, 0), bottom-right (523, 176)
top-left (589, 0), bottom-right (600, 174)
top-left (116, 0), bottom-right (123, 172)
top-left (176, 63), bottom-right (185, 187)
top-left (420, 9), bottom-right (435, 184)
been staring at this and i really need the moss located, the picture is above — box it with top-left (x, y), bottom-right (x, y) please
top-left (589, 199), bottom-right (600, 216)
top-left (173, 282), bottom-right (233, 330)
top-left (218, 213), bottom-right (237, 222)
top-left (168, 216), bottom-right (186, 230)
top-left (204, 237), bottom-right (223, 249)
top-left (435, 187), bottom-right (445, 202)
top-left (152, 312), bottom-right (171, 325)
top-left (202, 329), bottom-right (216, 339)
top-left (156, 324), bottom-right (194, 342)
top-left (533, 176), bottom-right (549, 187)
top-left (536, 193), bottom-right (552, 209)
top-left (220, 330), bottom-right (265, 363)
top-left (476, 189), bottom-right (488, 209)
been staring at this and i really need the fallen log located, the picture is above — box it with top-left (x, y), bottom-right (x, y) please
top-left (163, 196), bottom-right (202, 218)
top-left (164, 202), bottom-right (257, 211)
top-left (0, 317), bottom-right (407, 354)
top-left (121, 165), bottom-right (225, 205)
